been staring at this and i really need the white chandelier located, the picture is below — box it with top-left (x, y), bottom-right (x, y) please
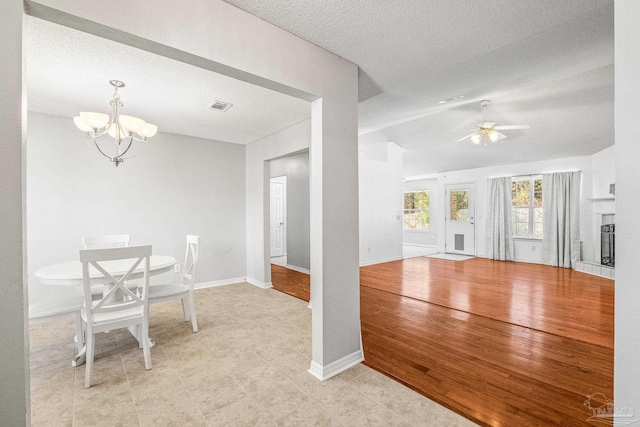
top-left (73, 80), bottom-right (157, 167)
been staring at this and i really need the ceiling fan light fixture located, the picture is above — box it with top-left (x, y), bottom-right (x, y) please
top-left (455, 100), bottom-right (530, 145)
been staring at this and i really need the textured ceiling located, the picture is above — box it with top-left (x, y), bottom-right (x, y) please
top-left (25, 17), bottom-right (310, 145)
top-left (27, 2), bottom-right (615, 175)
top-left (224, 0), bottom-right (614, 176)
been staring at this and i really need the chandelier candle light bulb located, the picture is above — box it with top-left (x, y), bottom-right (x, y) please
top-left (73, 80), bottom-right (157, 166)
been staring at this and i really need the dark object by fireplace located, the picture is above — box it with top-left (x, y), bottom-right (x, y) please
top-left (601, 224), bottom-right (615, 267)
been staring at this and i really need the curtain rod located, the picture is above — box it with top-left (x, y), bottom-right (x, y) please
top-left (510, 170), bottom-right (582, 179)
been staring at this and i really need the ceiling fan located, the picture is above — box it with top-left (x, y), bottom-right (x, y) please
top-left (457, 100), bottom-right (530, 145)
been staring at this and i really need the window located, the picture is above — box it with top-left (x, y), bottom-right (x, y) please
top-left (512, 176), bottom-right (543, 238)
top-left (403, 190), bottom-right (430, 230)
top-left (449, 190), bottom-right (469, 221)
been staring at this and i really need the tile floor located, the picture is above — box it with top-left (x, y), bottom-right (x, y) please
top-left (29, 282), bottom-right (477, 426)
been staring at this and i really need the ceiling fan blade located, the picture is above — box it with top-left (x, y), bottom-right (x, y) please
top-left (493, 124), bottom-right (530, 130)
top-left (457, 133), bottom-right (476, 142)
top-left (496, 132), bottom-right (507, 140)
top-left (482, 122), bottom-right (496, 128)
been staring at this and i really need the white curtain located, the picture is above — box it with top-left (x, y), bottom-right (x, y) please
top-left (542, 171), bottom-right (581, 268)
top-left (486, 177), bottom-right (515, 261)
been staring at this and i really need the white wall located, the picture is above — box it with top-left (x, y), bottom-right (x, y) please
top-left (270, 151), bottom-right (310, 271)
top-left (615, 0), bottom-right (640, 417)
top-left (27, 112), bottom-right (247, 304)
top-left (435, 156), bottom-right (594, 263)
top-left (247, 120), bottom-right (311, 283)
top-left (359, 142), bottom-right (404, 265)
top-left (589, 145), bottom-right (616, 263)
top-left (592, 145), bottom-right (615, 198)
top-left (402, 178), bottom-right (438, 248)
top-left (0, 1), bottom-right (28, 424)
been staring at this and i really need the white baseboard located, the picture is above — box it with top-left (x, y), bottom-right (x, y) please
top-left (194, 277), bottom-right (245, 290)
top-left (480, 254), bottom-right (542, 265)
top-left (308, 349), bottom-right (364, 381)
top-left (514, 258), bottom-right (543, 265)
top-left (402, 243), bottom-right (437, 248)
top-left (245, 277), bottom-right (273, 289)
top-left (285, 264), bottom-right (310, 275)
top-left (359, 256), bottom-right (404, 267)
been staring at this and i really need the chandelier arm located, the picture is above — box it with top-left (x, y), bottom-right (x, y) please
top-left (114, 136), bottom-right (135, 159)
top-left (130, 135), bottom-right (148, 143)
top-left (92, 138), bottom-right (116, 161)
top-left (89, 130), bottom-right (109, 139)
top-left (118, 141), bottom-right (150, 160)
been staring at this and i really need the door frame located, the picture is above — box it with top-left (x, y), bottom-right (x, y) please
top-left (270, 175), bottom-right (287, 258)
top-left (444, 182), bottom-right (477, 256)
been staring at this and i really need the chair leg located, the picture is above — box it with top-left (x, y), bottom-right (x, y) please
top-left (85, 332), bottom-right (95, 388)
top-left (189, 294), bottom-right (198, 333)
top-left (142, 319), bottom-right (152, 370)
top-left (181, 298), bottom-right (189, 322)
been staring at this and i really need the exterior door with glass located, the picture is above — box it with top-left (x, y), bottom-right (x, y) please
top-left (445, 183), bottom-right (475, 255)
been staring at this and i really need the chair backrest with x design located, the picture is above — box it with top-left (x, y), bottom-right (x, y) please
top-left (80, 245), bottom-right (151, 322)
top-left (182, 235), bottom-right (200, 291)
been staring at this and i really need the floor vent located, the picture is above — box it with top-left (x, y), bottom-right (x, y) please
top-left (207, 100), bottom-right (233, 112)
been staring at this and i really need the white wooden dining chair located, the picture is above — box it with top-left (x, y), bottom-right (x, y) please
top-left (80, 245), bottom-right (152, 388)
top-left (83, 235), bottom-right (133, 296)
top-left (148, 235), bottom-right (200, 332)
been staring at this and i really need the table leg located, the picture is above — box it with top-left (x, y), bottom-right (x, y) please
top-left (127, 325), bottom-right (155, 348)
top-left (72, 345), bottom-right (86, 367)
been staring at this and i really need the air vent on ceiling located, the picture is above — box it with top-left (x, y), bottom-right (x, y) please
top-left (207, 100), bottom-right (233, 112)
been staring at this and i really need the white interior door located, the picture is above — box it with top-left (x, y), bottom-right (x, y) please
top-left (445, 183), bottom-right (475, 255)
top-left (270, 177), bottom-right (286, 257)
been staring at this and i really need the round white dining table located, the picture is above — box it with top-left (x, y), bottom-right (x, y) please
top-left (35, 255), bottom-right (177, 286)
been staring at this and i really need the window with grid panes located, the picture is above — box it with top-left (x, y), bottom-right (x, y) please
top-left (512, 176), bottom-right (542, 238)
top-left (403, 190), bottom-right (430, 230)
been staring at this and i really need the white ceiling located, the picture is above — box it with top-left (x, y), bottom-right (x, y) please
top-left (27, 2), bottom-right (615, 176)
top-left (25, 16), bottom-right (310, 145)
top-left (223, 0), bottom-right (614, 176)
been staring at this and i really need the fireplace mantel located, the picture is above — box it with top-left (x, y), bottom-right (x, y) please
top-left (588, 197), bottom-right (615, 215)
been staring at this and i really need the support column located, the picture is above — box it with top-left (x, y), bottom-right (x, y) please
top-left (309, 82), bottom-right (363, 381)
top-left (615, 0), bottom-right (640, 421)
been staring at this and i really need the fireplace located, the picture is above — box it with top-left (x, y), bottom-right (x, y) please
top-left (601, 223), bottom-right (615, 267)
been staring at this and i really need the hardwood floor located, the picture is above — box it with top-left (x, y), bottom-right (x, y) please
top-left (270, 258), bottom-right (614, 427)
top-left (360, 257), bottom-right (613, 349)
top-left (271, 264), bottom-right (310, 301)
